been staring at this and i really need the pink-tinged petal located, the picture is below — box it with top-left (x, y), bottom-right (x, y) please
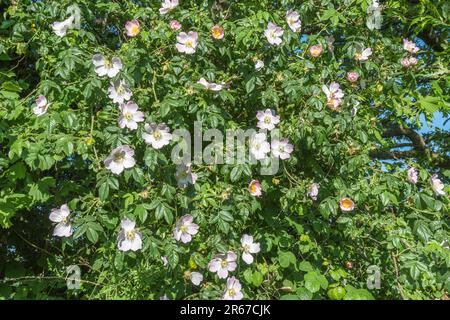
top-left (36, 95), bottom-right (47, 108)
top-left (112, 57), bottom-right (122, 69)
top-left (118, 116), bottom-right (127, 129)
top-left (125, 101), bottom-right (138, 112)
top-left (126, 120), bottom-right (138, 130)
top-left (190, 272), bottom-right (203, 286)
top-left (187, 224), bottom-right (199, 235)
top-left (188, 31), bottom-right (198, 41)
top-left (217, 267), bottom-right (229, 279)
top-left (208, 259), bottom-right (220, 272)
top-left (227, 251), bottom-right (237, 262)
top-left (227, 261), bottom-right (237, 271)
top-left (53, 223), bottom-right (72, 237)
top-left (122, 157), bottom-right (136, 169)
top-left (173, 229), bottom-right (182, 241)
top-left (49, 209), bottom-right (63, 222)
top-left (177, 32), bottom-right (189, 43)
top-left (176, 43), bottom-right (187, 53)
top-left (60, 204), bottom-right (70, 217)
top-left (92, 54), bottom-right (105, 67)
top-left (121, 218), bottom-right (135, 231)
top-left (130, 233), bottom-right (142, 251)
top-left (118, 239), bottom-right (132, 251)
top-left (234, 291), bottom-right (244, 300)
top-left (95, 66), bottom-right (108, 77)
top-left (250, 242), bottom-right (260, 253)
top-left (181, 214), bottom-right (193, 224)
top-left (134, 111), bottom-right (144, 122)
top-left (241, 234), bottom-right (253, 246)
top-left (180, 232), bottom-right (192, 243)
top-left (242, 252), bottom-right (254, 264)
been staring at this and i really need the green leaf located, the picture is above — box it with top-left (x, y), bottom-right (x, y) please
top-left (278, 251), bottom-right (296, 269)
top-left (252, 271), bottom-right (263, 287)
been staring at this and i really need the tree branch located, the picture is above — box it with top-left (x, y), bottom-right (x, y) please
top-left (370, 124), bottom-right (450, 169)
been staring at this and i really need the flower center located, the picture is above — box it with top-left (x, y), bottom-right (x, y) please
top-left (212, 29), bottom-right (222, 38)
top-left (124, 112), bottom-right (133, 120)
top-left (117, 85), bottom-right (125, 95)
top-left (125, 230), bottom-right (135, 241)
top-left (264, 116), bottom-right (271, 124)
top-left (355, 53), bottom-right (362, 60)
top-left (185, 40), bottom-right (193, 48)
top-left (220, 259), bottom-right (228, 268)
top-left (130, 25), bottom-right (139, 35)
top-left (228, 288), bottom-right (236, 297)
top-left (255, 143), bottom-right (261, 150)
top-left (250, 184), bottom-right (257, 193)
top-left (61, 217), bottom-right (69, 224)
top-left (342, 199), bottom-right (353, 208)
top-left (153, 130), bottom-right (162, 140)
top-left (114, 151), bottom-right (126, 162)
top-left (104, 59), bottom-right (113, 69)
top-left (180, 225), bottom-right (188, 233)
top-left (243, 244), bottom-right (250, 252)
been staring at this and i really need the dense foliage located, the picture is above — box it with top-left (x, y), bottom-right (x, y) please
top-left (0, 0), bottom-right (449, 300)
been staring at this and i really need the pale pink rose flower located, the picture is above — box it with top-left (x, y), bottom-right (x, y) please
top-left (256, 109), bottom-right (280, 131)
top-left (347, 71), bottom-right (359, 83)
top-left (401, 57), bottom-right (411, 68)
top-left (173, 214), bottom-right (199, 244)
top-left (403, 39), bottom-right (419, 53)
top-left (142, 123), bottom-right (173, 149)
top-left (407, 167), bottom-right (418, 184)
top-left (271, 138), bottom-right (294, 160)
top-left (241, 234), bottom-right (260, 265)
top-left (255, 60), bottom-right (264, 71)
top-left (108, 80), bottom-right (132, 104)
top-left (339, 197), bottom-right (355, 212)
top-left (355, 47), bottom-right (372, 61)
top-left (52, 16), bottom-right (74, 37)
top-left (322, 82), bottom-right (344, 110)
top-left (248, 179), bottom-right (262, 197)
top-left (309, 44), bottom-right (323, 57)
top-left (250, 133), bottom-right (271, 160)
top-left (170, 20), bottom-right (181, 31)
top-left (117, 218), bottom-right (142, 252)
top-left (222, 277), bottom-right (244, 300)
top-left (159, 0), bottom-right (179, 15)
top-left (92, 54), bottom-right (122, 78)
top-left (264, 22), bottom-right (284, 46)
top-left (49, 204), bottom-right (72, 237)
top-left (125, 20), bottom-right (140, 37)
top-left (286, 10), bottom-right (301, 32)
top-left (211, 25), bottom-right (224, 40)
top-left (104, 145), bottom-right (136, 175)
top-left (176, 31), bottom-right (198, 54)
top-left (33, 95), bottom-right (49, 116)
top-left (308, 183), bottom-right (320, 201)
top-left (118, 101), bottom-right (144, 130)
top-left (208, 251), bottom-right (237, 279)
top-left (197, 77), bottom-right (224, 91)
top-left (430, 174), bottom-right (446, 196)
